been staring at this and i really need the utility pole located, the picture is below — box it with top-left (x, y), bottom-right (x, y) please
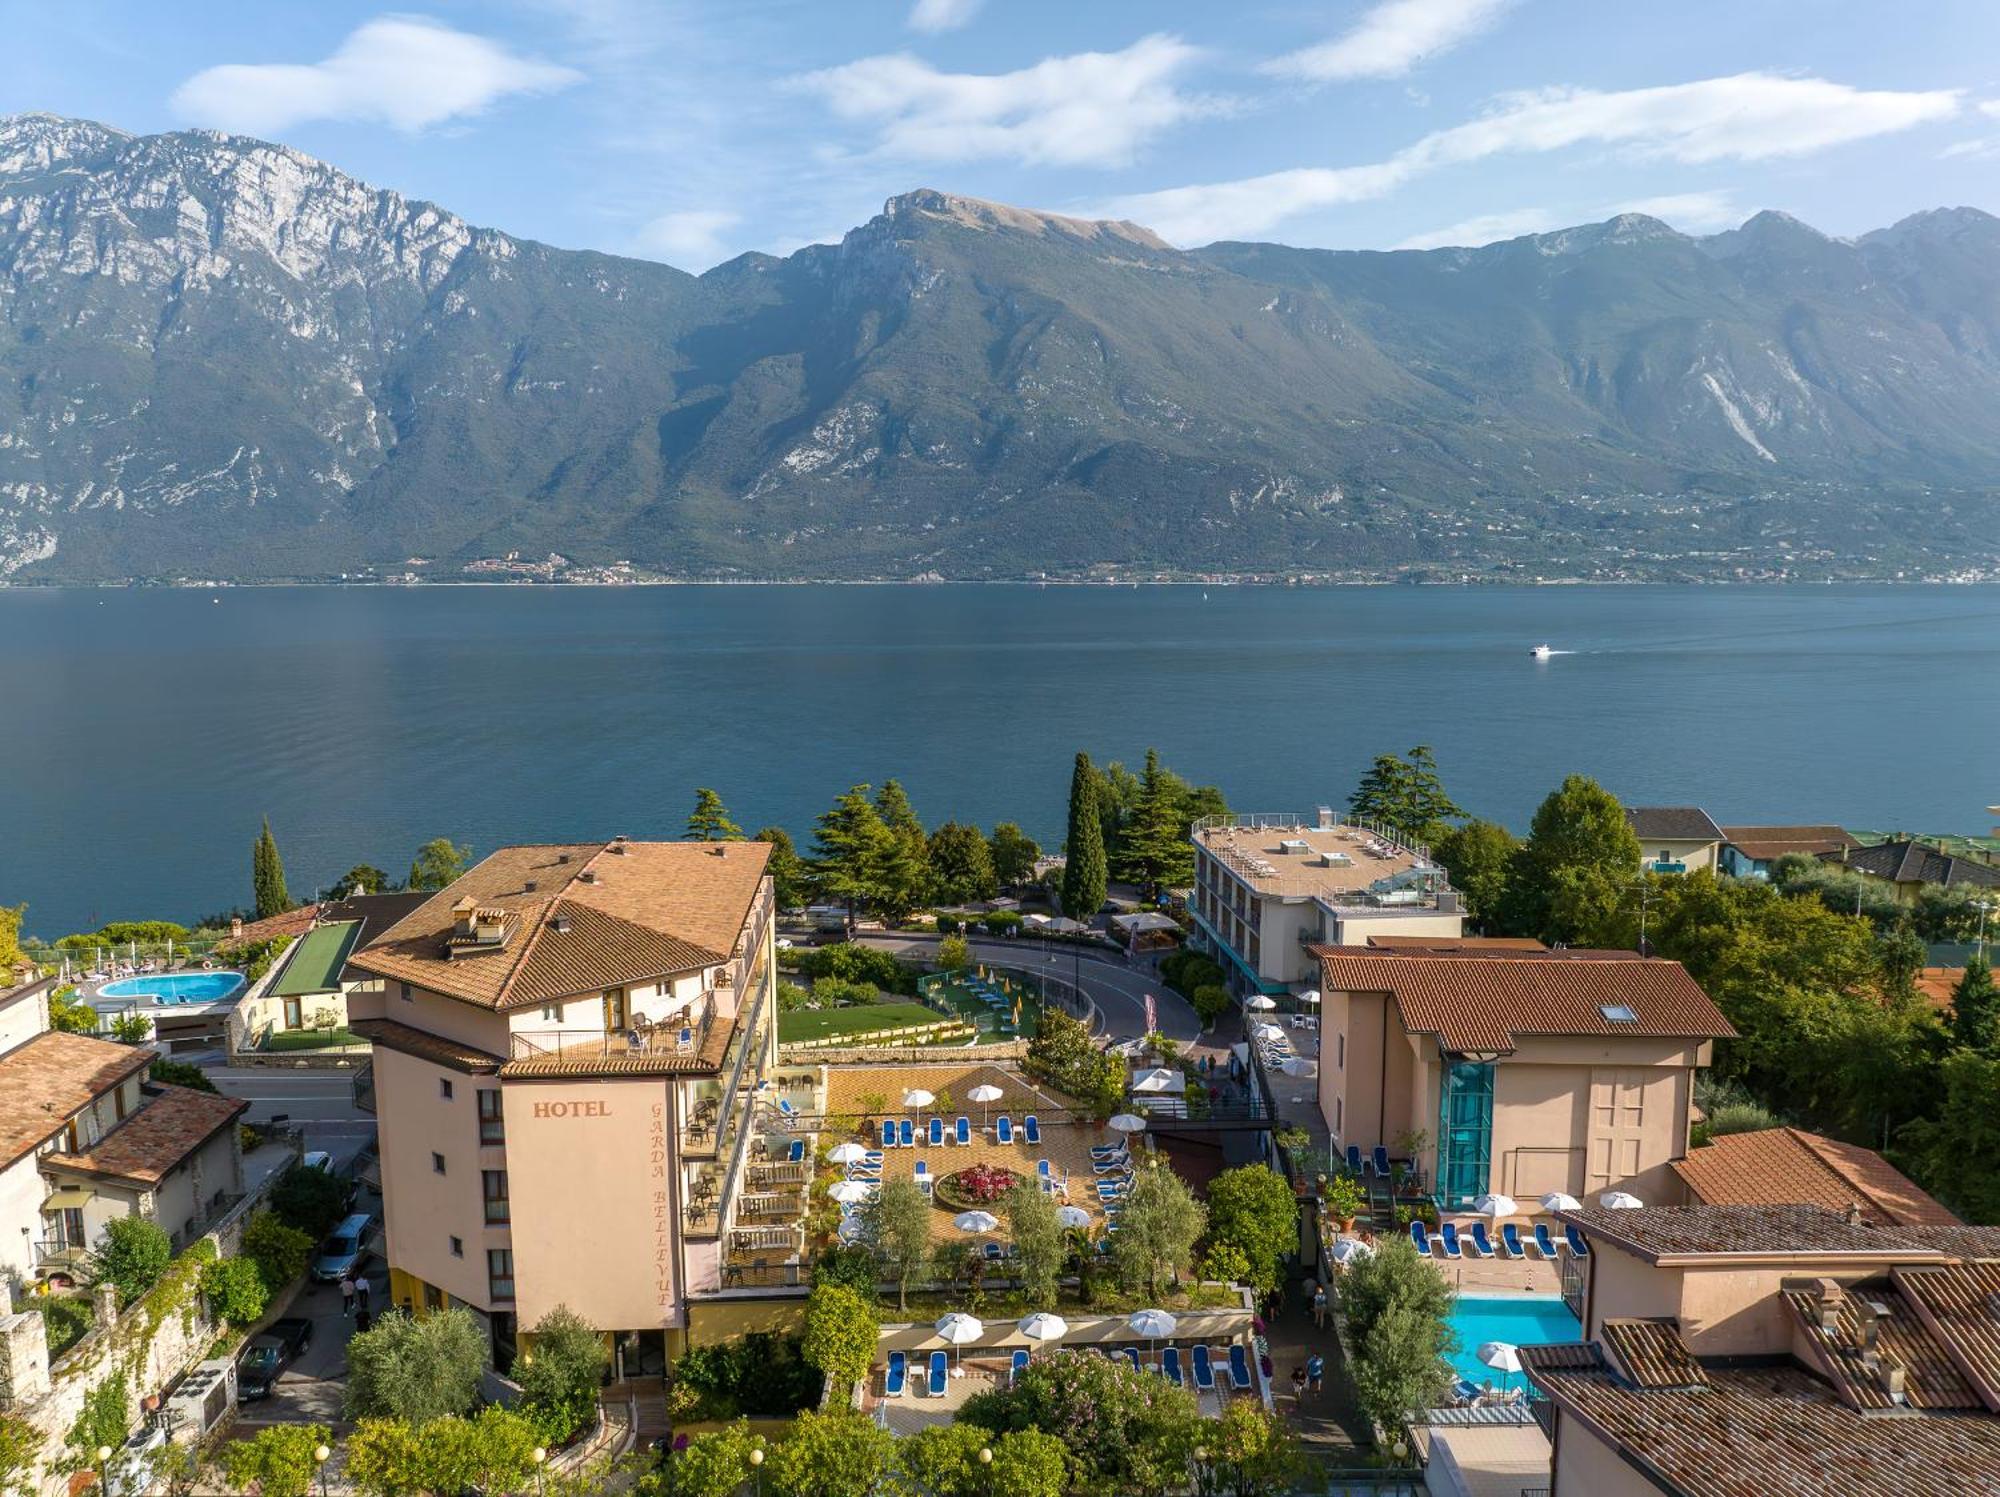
top-left (1630, 879), bottom-right (1657, 956)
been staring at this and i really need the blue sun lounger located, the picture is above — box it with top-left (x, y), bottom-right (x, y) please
top-left (885, 1350), bottom-right (907, 1396)
top-left (928, 1350), bottom-right (948, 1396)
top-left (1409, 1220), bottom-right (1434, 1256)
top-left (1162, 1347), bottom-right (1185, 1386)
top-left (1120, 1347), bottom-right (1141, 1373)
top-left (1023, 1115), bottom-right (1041, 1145)
top-left (1345, 1144), bottom-right (1364, 1173)
top-left (787, 1139), bottom-right (805, 1163)
top-left (1191, 1344), bottom-right (1216, 1392)
top-left (1372, 1145), bottom-right (1392, 1178)
top-left (1439, 1223), bottom-right (1465, 1259)
top-left (1565, 1225), bottom-right (1592, 1257)
top-left (878, 1119), bottom-right (896, 1148)
top-left (1467, 1223), bottom-right (1498, 1258)
top-left (899, 1119), bottom-right (915, 1147)
top-left (928, 1117), bottom-right (945, 1147)
top-left (1533, 1223), bottom-right (1560, 1259)
top-left (995, 1117), bottom-right (1014, 1144)
top-left (1011, 1349), bottom-right (1029, 1383)
top-left (955, 1116), bottom-right (971, 1145)
top-left (1500, 1223), bottom-right (1527, 1259)
top-left (1227, 1343), bottom-right (1252, 1391)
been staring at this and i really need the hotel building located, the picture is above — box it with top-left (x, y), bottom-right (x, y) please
top-left (346, 839), bottom-right (776, 1373)
top-left (1188, 811), bottom-right (1466, 996)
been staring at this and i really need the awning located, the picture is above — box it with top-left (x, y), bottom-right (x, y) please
top-left (42, 1186), bottom-right (94, 1211)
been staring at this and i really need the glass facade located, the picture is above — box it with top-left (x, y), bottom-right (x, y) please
top-left (1437, 1060), bottom-right (1495, 1208)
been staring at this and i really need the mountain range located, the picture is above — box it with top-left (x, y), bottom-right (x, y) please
top-left (3, 111), bottom-right (1998, 583)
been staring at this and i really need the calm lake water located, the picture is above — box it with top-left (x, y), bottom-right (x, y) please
top-left (3, 583), bottom-right (1997, 937)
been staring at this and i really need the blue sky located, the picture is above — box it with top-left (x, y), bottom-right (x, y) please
top-left (4, 1), bottom-right (1998, 269)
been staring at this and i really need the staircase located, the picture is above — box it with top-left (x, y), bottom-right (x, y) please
top-left (1365, 1175), bottom-right (1397, 1237)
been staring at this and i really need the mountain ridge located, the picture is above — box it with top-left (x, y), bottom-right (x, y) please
top-left (2, 112), bottom-right (1997, 583)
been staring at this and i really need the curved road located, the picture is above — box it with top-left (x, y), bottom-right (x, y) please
top-left (851, 933), bottom-right (1202, 1043)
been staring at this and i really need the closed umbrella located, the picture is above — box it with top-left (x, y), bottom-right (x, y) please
top-left (1478, 1341), bottom-right (1523, 1390)
top-left (1107, 1113), bottom-right (1148, 1134)
top-left (968, 1083), bottom-right (1004, 1126)
top-left (829, 1180), bottom-right (873, 1203)
top-left (1018, 1312), bottom-right (1068, 1345)
top-left (1056, 1205), bottom-right (1091, 1228)
top-left (935, 1311), bottom-right (985, 1366)
top-left (953, 1210), bottom-right (999, 1234)
top-left (1538, 1192), bottom-right (1581, 1213)
top-left (1600, 1191), bottom-right (1644, 1210)
top-left (1471, 1193), bottom-right (1518, 1219)
top-left (828, 1142), bottom-right (868, 1164)
top-left (1245, 995), bottom-right (1277, 1011)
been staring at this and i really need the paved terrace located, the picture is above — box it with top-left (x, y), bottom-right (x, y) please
top-left (1195, 818), bottom-right (1431, 902)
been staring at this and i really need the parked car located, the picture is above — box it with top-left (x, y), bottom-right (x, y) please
top-left (237, 1318), bottom-right (314, 1400)
top-left (311, 1211), bottom-right (376, 1282)
top-left (301, 1149), bottom-right (334, 1174)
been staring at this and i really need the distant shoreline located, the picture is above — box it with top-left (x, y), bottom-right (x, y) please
top-left (6, 574), bottom-right (1999, 590)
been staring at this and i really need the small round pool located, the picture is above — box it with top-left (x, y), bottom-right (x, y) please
top-left (97, 971), bottom-right (246, 1005)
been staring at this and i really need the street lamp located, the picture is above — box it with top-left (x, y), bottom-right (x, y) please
top-left (95, 1444), bottom-right (112, 1497)
top-left (531, 1445), bottom-right (547, 1497)
top-left (313, 1443), bottom-right (330, 1497)
top-left (978, 1445), bottom-right (992, 1497)
top-left (749, 1443), bottom-right (765, 1497)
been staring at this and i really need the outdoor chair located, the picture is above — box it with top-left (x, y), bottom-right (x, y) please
top-left (996, 1117), bottom-right (1015, 1144)
top-left (677, 1026), bottom-right (694, 1050)
top-left (1372, 1145), bottom-right (1392, 1178)
top-left (787, 1139), bottom-right (805, 1163)
top-left (1227, 1343), bottom-right (1252, 1391)
top-left (899, 1120), bottom-right (915, 1147)
top-left (955, 1116), bottom-right (971, 1145)
top-left (878, 1120), bottom-right (896, 1148)
top-left (1565, 1225), bottom-right (1592, 1257)
top-left (1120, 1347), bottom-right (1142, 1373)
top-left (984, 1242), bottom-right (1005, 1262)
top-left (1023, 1115), bottom-right (1041, 1145)
top-left (885, 1351), bottom-right (907, 1397)
top-left (1439, 1223), bottom-right (1466, 1259)
top-left (864, 1150), bottom-right (883, 1165)
top-left (776, 1098), bottom-right (799, 1124)
top-left (1533, 1223), bottom-right (1560, 1259)
top-left (1345, 1144), bottom-right (1364, 1173)
top-left (1162, 1347), bottom-right (1185, 1386)
top-left (1467, 1223), bottom-right (1498, 1258)
top-left (1500, 1223), bottom-right (1527, 1259)
top-left (1011, 1349), bottom-right (1030, 1384)
top-left (928, 1351), bottom-right (948, 1397)
top-left (1408, 1220), bottom-right (1434, 1256)
top-left (915, 1163), bottom-right (932, 1195)
top-left (928, 1118), bottom-right (945, 1147)
top-left (1191, 1344), bottom-right (1216, 1392)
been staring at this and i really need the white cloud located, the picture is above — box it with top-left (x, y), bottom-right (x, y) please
top-left (1982, 100), bottom-right (2000, 117)
top-left (636, 208), bottom-right (741, 266)
top-left (1940, 137), bottom-right (2000, 160)
top-left (1269, 0), bottom-right (1513, 82)
top-left (908, 0), bottom-right (982, 34)
top-left (791, 33), bottom-right (1218, 168)
top-left (1106, 73), bottom-right (1959, 244)
top-left (1606, 190), bottom-right (1742, 232)
top-left (1393, 207), bottom-right (1553, 249)
top-left (171, 16), bottom-right (581, 135)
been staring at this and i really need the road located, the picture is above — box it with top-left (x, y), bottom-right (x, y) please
top-left (205, 1066), bottom-right (377, 1177)
top-left (852, 933), bottom-right (1202, 1042)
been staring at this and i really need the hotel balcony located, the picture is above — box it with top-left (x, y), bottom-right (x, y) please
top-left (501, 1003), bottom-right (728, 1076)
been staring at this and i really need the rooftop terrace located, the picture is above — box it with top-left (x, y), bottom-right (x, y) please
top-left (1193, 815), bottom-right (1444, 905)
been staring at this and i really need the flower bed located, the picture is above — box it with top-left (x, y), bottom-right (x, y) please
top-left (934, 1163), bottom-right (1021, 1210)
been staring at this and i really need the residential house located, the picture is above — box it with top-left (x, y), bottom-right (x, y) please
top-left (1526, 1204), bottom-right (2000, 1496)
top-left (1623, 807), bottom-right (1725, 875)
top-left (1311, 948), bottom-right (1734, 1209)
top-left (1716, 824), bottom-right (1859, 879)
top-left (244, 890), bottom-right (430, 1043)
top-left (1190, 810), bottom-right (1466, 997)
top-left (1821, 838), bottom-right (2000, 903)
top-left (1672, 1126), bottom-right (1959, 1227)
top-left (344, 839), bottom-right (775, 1372)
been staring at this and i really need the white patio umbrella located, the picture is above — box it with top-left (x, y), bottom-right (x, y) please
top-left (1107, 1113), bottom-right (1148, 1134)
top-left (1297, 989), bottom-right (1322, 1006)
top-left (1478, 1341), bottom-right (1523, 1389)
top-left (1056, 1205), bottom-right (1092, 1229)
top-left (1280, 1057), bottom-right (1317, 1078)
top-left (827, 1142), bottom-right (868, 1164)
top-left (903, 1088), bottom-right (936, 1116)
top-left (1245, 995), bottom-right (1277, 1011)
top-left (1132, 1067), bottom-right (1185, 1094)
top-left (1471, 1193), bottom-right (1519, 1219)
top-left (1251, 1022), bottom-right (1286, 1039)
top-left (1538, 1192), bottom-right (1582, 1213)
top-left (829, 1180), bottom-right (873, 1203)
top-left (935, 1311), bottom-right (985, 1365)
top-left (1018, 1312), bottom-right (1069, 1344)
top-left (1329, 1237), bottom-right (1375, 1266)
top-left (953, 1210), bottom-right (1000, 1234)
top-left (968, 1083), bottom-right (1004, 1126)
top-left (1127, 1308), bottom-right (1178, 1353)
top-left (1600, 1191), bottom-right (1644, 1210)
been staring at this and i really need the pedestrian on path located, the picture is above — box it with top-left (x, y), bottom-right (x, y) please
top-left (1307, 1353), bottom-right (1324, 1395)
top-left (355, 1272), bottom-right (372, 1311)
top-left (339, 1276), bottom-right (355, 1317)
top-left (1312, 1283), bottom-right (1328, 1329)
top-left (355, 1308), bottom-right (371, 1335)
top-left (1290, 1365), bottom-right (1308, 1403)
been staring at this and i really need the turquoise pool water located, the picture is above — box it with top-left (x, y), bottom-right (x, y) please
top-left (1446, 1296), bottom-right (1580, 1386)
top-left (98, 971), bottom-right (244, 1004)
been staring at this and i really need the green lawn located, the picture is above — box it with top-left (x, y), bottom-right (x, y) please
top-left (264, 1027), bottom-right (363, 1052)
top-left (777, 1002), bottom-right (950, 1044)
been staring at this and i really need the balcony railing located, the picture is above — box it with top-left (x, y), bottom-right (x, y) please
top-left (508, 1009), bottom-right (714, 1066)
top-left (33, 1239), bottom-right (89, 1273)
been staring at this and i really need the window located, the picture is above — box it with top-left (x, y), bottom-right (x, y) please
top-left (487, 1249), bottom-right (515, 1302)
top-left (1437, 1060), bottom-right (1496, 1209)
top-left (115, 1084), bottom-right (128, 1121)
top-left (449, 1235), bottom-right (463, 1258)
top-left (477, 1090), bottom-right (505, 1144)
top-left (432, 1152), bottom-right (447, 1176)
top-left (1335, 1097), bottom-right (1343, 1134)
top-left (424, 1283), bottom-right (445, 1312)
top-left (540, 1003), bottom-right (563, 1022)
top-left (439, 1077), bottom-right (454, 1100)
top-left (400, 982), bottom-right (412, 1003)
top-left (483, 1170), bottom-right (510, 1225)
top-left (1599, 1005), bottom-right (1639, 1025)
top-left (1337, 1032), bottom-right (1345, 1070)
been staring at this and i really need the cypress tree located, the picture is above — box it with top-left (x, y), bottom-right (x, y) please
top-left (252, 817), bottom-right (292, 920)
top-left (1061, 752), bottom-right (1107, 920)
top-left (1952, 955), bottom-right (1999, 1054)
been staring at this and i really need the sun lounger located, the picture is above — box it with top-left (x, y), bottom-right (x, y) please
top-left (1345, 1144), bottom-right (1364, 1173)
top-left (984, 1242), bottom-right (1004, 1262)
top-left (1011, 1349), bottom-right (1030, 1383)
top-left (1439, 1223), bottom-right (1465, 1259)
top-left (878, 1119), bottom-right (896, 1148)
top-left (1120, 1347), bottom-right (1141, 1373)
top-left (928, 1350), bottom-right (948, 1396)
top-left (1162, 1347), bottom-right (1185, 1386)
top-left (955, 1116), bottom-right (971, 1145)
top-left (1372, 1145), bottom-right (1392, 1178)
top-left (899, 1120), bottom-right (914, 1148)
top-left (1191, 1343), bottom-right (1216, 1391)
top-left (1500, 1223), bottom-right (1526, 1259)
top-left (1533, 1223), bottom-right (1559, 1259)
top-left (885, 1350), bottom-right (907, 1396)
top-left (1091, 1141), bottom-right (1126, 1156)
top-left (787, 1139), bottom-right (805, 1163)
top-left (1565, 1225), bottom-right (1592, 1257)
top-left (1409, 1220), bottom-right (1434, 1256)
top-left (915, 1162), bottom-right (932, 1194)
top-left (1467, 1223), bottom-right (1498, 1258)
top-left (1023, 1115), bottom-right (1041, 1145)
top-left (928, 1118), bottom-right (945, 1146)
top-left (864, 1150), bottom-right (883, 1165)
top-left (996, 1117), bottom-right (1014, 1144)
top-left (776, 1098), bottom-right (799, 1124)
top-left (1227, 1343), bottom-right (1252, 1391)
top-left (1451, 1377), bottom-right (1481, 1405)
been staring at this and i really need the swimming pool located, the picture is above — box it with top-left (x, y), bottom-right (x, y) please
top-left (97, 971), bottom-right (245, 1005)
top-left (1446, 1296), bottom-right (1580, 1386)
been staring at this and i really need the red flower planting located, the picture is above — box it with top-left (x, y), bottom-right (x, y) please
top-left (950, 1163), bottom-right (1019, 1204)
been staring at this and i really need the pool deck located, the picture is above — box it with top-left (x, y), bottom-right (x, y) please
top-left (83, 968), bottom-right (247, 1015)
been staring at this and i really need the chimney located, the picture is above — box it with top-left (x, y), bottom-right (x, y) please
top-left (523, 881), bottom-right (537, 893)
top-left (550, 915), bottom-right (571, 934)
top-left (1437, 890), bottom-right (1463, 914)
top-left (1317, 806), bottom-right (1335, 831)
top-left (578, 869), bottom-right (598, 884)
top-left (1846, 1201), bottom-right (1865, 1227)
top-left (452, 895), bottom-right (478, 936)
top-left (230, 916), bottom-right (243, 940)
top-left (609, 838), bottom-right (629, 855)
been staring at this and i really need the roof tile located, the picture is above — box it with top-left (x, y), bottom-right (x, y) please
top-left (1672, 1127), bottom-right (1958, 1227)
top-left (43, 1084), bottom-right (246, 1187)
top-left (0, 1032), bottom-right (157, 1170)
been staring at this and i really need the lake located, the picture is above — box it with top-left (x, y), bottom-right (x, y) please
top-left (3, 583), bottom-right (1996, 937)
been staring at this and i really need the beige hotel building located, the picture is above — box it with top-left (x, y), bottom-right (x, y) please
top-left (346, 839), bottom-right (775, 1374)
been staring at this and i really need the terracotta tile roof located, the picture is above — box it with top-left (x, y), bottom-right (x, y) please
top-left (225, 906), bottom-right (322, 945)
top-left (1893, 1262), bottom-right (2000, 1407)
top-left (1312, 949), bottom-right (1733, 1055)
top-left (1522, 1350), bottom-right (2000, 1496)
top-left (1894, 1226), bottom-right (2000, 1260)
top-left (350, 841), bottom-right (770, 1010)
top-left (1672, 1127), bottom-right (1959, 1227)
top-left (1625, 806), bottom-right (1724, 842)
top-left (1560, 1204), bottom-right (1967, 1263)
top-left (0, 1032), bottom-right (157, 1170)
top-left (1599, 1319), bottom-right (1708, 1390)
top-left (1827, 839), bottom-right (2000, 889)
top-left (348, 1018), bottom-right (502, 1074)
top-left (1780, 1279), bottom-right (1982, 1411)
top-left (43, 1085), bottom-right (246, 1187)
top-left (1718, 825), bottom-right (1859, 861)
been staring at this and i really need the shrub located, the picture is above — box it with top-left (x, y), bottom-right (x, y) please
top-left (935, 913), bottom-right (962, 934)
top-left (200, 1256), bottom-right (269, 1327)
top-left (801, 1285), bottom-right (878, 1393)
top-left (669, 1333), bottom-right (821, 1419)
top-left (810, 1244), bottom-right (881, 1298)
top-left (33, 1295), bottom-right (94, 1359)
top-left (937, 934), bottom-right (971, 972)
top-left (982, 910), bottom-right (1025, 936)
top-left (93, 1217), bottom-right (172, 1304)
top-left (958, 1349), bottom-right (1201, 1494)
top-left (242, 1212), bottom-right (313, 1293)
top-left (766, 1409), bottom-right (895, 1497)
top-left (1204, 1164), bottom-right (1301, 1295)
top-left (344, 1309), bottom-right (487, 1425)
top-left (218, 1424), bottom-right (326, 1497)
top-left (1190, 983), bottom-right (1232, 1028)
top-left (69, 1372), bottom-right (131, 1467)
top-left (148, 1058), bottom-right (219, 1093)
top-left (268, 1162), bottom-right (350, 1238)
top-left (517, 1305), bottom-right (607, 1446)
top-left (651, 1421), bottom-right (760, 1497)
top-left (939, 1163), bottom-right (1019, 1207)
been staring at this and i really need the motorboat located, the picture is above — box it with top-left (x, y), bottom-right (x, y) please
top-left (1530, 644), bottom-right (1554, 659)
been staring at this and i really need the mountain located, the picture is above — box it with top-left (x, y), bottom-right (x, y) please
top-left (2, 112), bottom-right (1998, 583)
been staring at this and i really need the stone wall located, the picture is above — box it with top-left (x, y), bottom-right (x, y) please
top-left (783, 1038), bottom-right (1031, 1066)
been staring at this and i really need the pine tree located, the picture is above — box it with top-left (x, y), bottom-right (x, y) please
top-left (1951, 954), bottom-right (1999, 1054)
top-left (810, 786), bottom-right (892, 923)
top-left (1348, 745), bottom-right (1462, 847)
top-left (686, 788), bottom-right (744, 842)
top-left (1061, 752), bottom-right (1108, 920)
top-left (1120, 748), bottom-right (1195, 895)
top-left (251, 817), bottom-right (291, 921)
top-left (872, 781), bottom-right (932, 917)
top-left (928, 821), bottom-right (998, 904)
top-left (754, 826), bottom-right (810, 909)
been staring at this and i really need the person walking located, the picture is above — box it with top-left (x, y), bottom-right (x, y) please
top-left (1290, 1365), bottom-right (1308, 1404)
top-left (354, 1272), bottom-right (372, 1312)
top-left (338, 1275), bottom-right (355, 1317)
top-left (1307, 1353), bottom-right (1324, 1396)
top-left (1312, 1283), bottom-right (1328, 1330)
